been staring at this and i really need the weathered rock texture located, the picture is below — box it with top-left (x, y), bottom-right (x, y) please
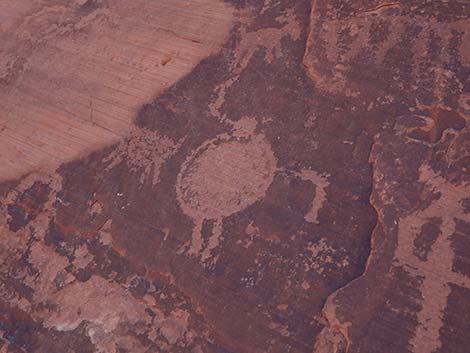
top-left (0, 1), bottom-right (469, 353)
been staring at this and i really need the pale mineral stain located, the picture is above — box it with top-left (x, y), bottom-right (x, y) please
top-left (305, 238), bottom-right (349, 276)
top-left (98, 219), bottom-right (113, 246)
top-left (159, 308), bottom-right (190, 345)
top-left (0, 171), bottom-right (198, 351)
top-left (72, 244), bottom-right (94, 270)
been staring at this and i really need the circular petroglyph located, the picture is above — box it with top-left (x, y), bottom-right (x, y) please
top-left (176, 123), bottom-right (276, 262)
top-left (177, 139), bottom-right (276, 219)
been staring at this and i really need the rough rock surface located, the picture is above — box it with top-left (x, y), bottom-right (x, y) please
top-left (0, 1), bottom-right (469, 353)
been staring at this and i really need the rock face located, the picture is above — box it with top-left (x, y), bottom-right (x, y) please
top-left (0, 0), bottom-right (234, 180)
top-left (0, 1), bottom-right (469, 353)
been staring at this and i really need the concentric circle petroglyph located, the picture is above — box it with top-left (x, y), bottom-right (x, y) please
top-left (176, 124), bottom-right (277, 262)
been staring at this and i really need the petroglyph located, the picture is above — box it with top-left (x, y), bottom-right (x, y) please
top-left (0, 0), bottom-right (234, 181)
top-left (176, 117), bottom-right (277, 264)
top-left (303, 2), bottom-right (470, 96)
top-left (209, 7), bottom-right (301, 123)
top-left (1, 1), bottom-right (469, 352)
top-left (104, 127), bottom-right (180, 186)
top-left (396, 164), bottom-right (470, 353)
top-left (296, 169), bottom-right (329, 224)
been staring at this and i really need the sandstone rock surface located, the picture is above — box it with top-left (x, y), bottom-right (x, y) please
top-left (0, 1), bottom-right (469, 353)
